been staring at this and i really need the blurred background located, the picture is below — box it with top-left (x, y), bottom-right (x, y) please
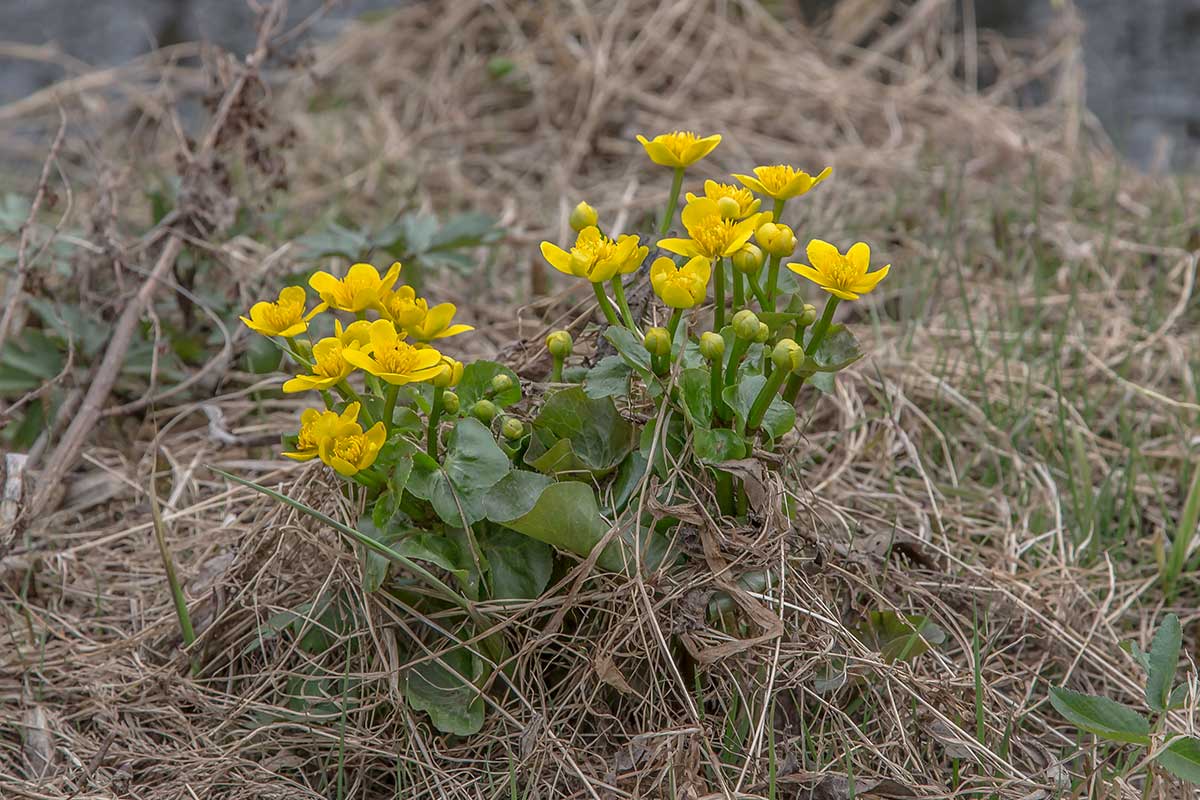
top-left (3, 0), bottom-right (1200, 170)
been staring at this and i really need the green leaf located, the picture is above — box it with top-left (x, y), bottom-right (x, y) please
top-left (678, 368), bottom-right (712, 427)
top-left (693, 428), bottom-right (747, 464)
top-left (358, 518), bottom-right (405, 593)
top-left (428, 212), bottom-right (500, 252)
top-left (807, 371), bottom-right (836, 394)
top-left (639, 413), bottom-right (686, 480)
top-left (480, 527), bottom-right (552, 599)
top-left (525, 387), bottom-right (635, 475)
top-left (404, 646), bottom-right (484, 735)
top-left (1169, 683), bottom-right (1190, 710)
top-left (1048, 687), bottom-right (1151, 745)
top-left (484, 470), bottom-right (552, 523)
top-left (495, 480), bottom-right (623, 572)
top-left (606, 451), bottom-right (648, 515)
top-left (393, 532), bottom-right (470, 582)
top-left (408, 419), bottom-right (511, 525)
top-left (1156, 736), bottom-right (1200, 784)
top-left (857, 611), bottom-right (946, 664)
top-left (1146, 613), bottom-right (1182, 713)
top-left (809, 326), bottom-right (864, 372)
top-left (722, 375), bottom-right (766, 426)
top-left (603, 327), bottom-right (653, 377)
top-left (296, 220), bottom-right (371, 259)
top-left (584, 356), bottom-right (632, 400)
top-left (456, 361), bottom-right (521, 408)
top-left (762, 396), bottom-right (796, 441)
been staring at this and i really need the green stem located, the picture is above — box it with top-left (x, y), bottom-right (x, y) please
top-left (149, 486), bottom-right (196, 672)
top-left (659, 167), bottom-right (685, 235)
top-left (771, 197), bottom-right (786, 223)
top-left (612, 276), bottom-right (638, 332)
top-left (747, 365), bottom-right (790, 431)
top-left (382, 384), bottom-right (400, 429)
top-left (319, 389), bottom-right (335, 410)
top-left (732, 269), bottom-right (745, 309)
top-left (764, 254), bottom-right (782, 311)
top-left (550, 355), bottom-right (564, 383)
top-left (713, 258), bottom-right (726, 331)
top-left (746, 271), bottom-right (769, 307)
top-left (592, 282), bottom-right (622, 328)
top-left (736, 481), bottom-right (748, 517)
top-left (336, 381), bottom-right (371, 423)
top-left (709, 355), bottom-right (726, 423)
top-left (724, 338), bottom-right (750, 392)
top-left (716, 470), bottom-right (734, 516)
top-left (427, 385), bottom-right (444, 458)
top-left (1166, 458), bottom-right (1200, 599)
top-left (666, 308), bottom-right (684, 343)
top-left (805, 295), bottom-right (840, 354)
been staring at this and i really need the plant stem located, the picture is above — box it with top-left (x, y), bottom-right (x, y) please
top-left (382, 383), bottom-right (400, 429)
top-left (427, 385), bottom-right (444, 458)
top-left (612, 276), bottom-right (639, 332)
top-left (709, 355), bottom-right (726, 423)
top-left (713, 258), bottom-right (726, 331)
top-left (746, 271), bottom-right (769, 307)
top-left (771, 197), bottom-right (786, 223)
top-left (724, 337), bottom-right (750, 392)
top-left (764, 254), bottom-right (782, 311)
top-left (747, 365), bottom-right (790, 431)
top-left (550, 355), bottom-right (564, 383)
top-left (149, 483), bottom-right (196, 670)
top-left (1166, 458), bottom-right (1200, 599)
top-left (336, 381), bottom-right (372, 423)
top-left (732, 269), bottom-right (745, 309)
top-left (659, 167), bottom-right (685, 235)
top-left (716, 469), bottom-right (734, 516)
top-left (666, 308), bottom-right (685, 343)
top-left (783, 295), bottom-right (840, 403)
top-left (592, 282), bottom-right (622, 328)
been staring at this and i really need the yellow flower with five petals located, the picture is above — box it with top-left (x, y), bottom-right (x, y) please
top-left (342, 319), bottom-right (445, 385)
top-left (636, 131), bottom-right (722, 168)
top-left (733, 165), bottom-right (832, 201)
top-left (240, 286), bottom-right (318, 337)
top-left (787, 240), bottom-right (890, 301)
top-left (657, 197), bottom-right (764, 260)
top-left (308, 261), bottom-right (402, 313)
top-left (380, 285), bottom-right (474, 340)
top-left (540, 227), bottom-right (647, 284)
top-left (319, 416), bottom-right (387, 476)
top-left (281, 320), bottom-right (372, 393)
top-left (685, 180), bottom-right (761, 220)
top-left (650, 256), bottom-right (712, 309)
top-left (282, 403), bottom-right (362, 461)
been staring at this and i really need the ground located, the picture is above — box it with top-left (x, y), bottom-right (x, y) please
top-left (2, 1), bottom-right (1199, 799)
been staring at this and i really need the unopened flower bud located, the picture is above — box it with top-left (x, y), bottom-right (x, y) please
top-left (699, 331), bottom-right (725, 361)
top-left (755, 222), bottom-right (797, 258)
top-left (569, 201), bottom-right (599, 232)
top-left (432, 359), bottom-right (463, 389)
top-left (546, 330), bottom-right (573, 359)
top-left (490, 373), bottom-right (514, 394)
top-left (732, 309), bottom-right (760, 340)
top-left (798, 304), bottom-right (817, 327)
top-left (731, 242), bottom-right (764, 275)
top-left (441, 391), bottom-right (460, 415)
top-left (501, 417), bottom-right (525, 441)
top-left (716, 196), bottom-right (741, 220)
top-left (771, 338), bottom-right (801, 371)
top-left (643, 326), bottom-right (671, 357)
top-left (471, 399), bottom-right (498, 424)
top-left (754, 322), bottom-right (771, 343)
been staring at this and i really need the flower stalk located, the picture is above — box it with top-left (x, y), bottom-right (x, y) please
top-left (611, 276), bottom-right (638, 332)
top-left (427, 385), bottom-right (444, 458)
top-left (592, 282), bottom-right (622, 328)
top-left (713, 258), bottom-right (727, 331)
top-left (659, 167), bottom-right (685, 235)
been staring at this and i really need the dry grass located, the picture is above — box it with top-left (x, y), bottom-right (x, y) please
top-left (2, 1), bottom-right (1199, 798)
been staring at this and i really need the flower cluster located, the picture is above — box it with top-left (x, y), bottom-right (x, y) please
top-left (241, 261), bottom-right (471, 476)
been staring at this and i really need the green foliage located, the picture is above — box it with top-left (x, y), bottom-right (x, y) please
top-left (403, 646), bottom-right (485, 736)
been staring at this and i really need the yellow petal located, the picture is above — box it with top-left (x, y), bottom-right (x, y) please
top-left (308, 271), bottom-right (340, 297)
top-left (786, 262), bottom-right (829, 288)
top-left (656, 238), bottom-right (701, 258)
top-left (540, 241), bottom-right (574, 275)
top-left (278, 285), bottom-right (307, 305)
top-left (805, 239), bottom-right (842, 273)
top-left (823, 285), bottom-right (860, 301)
top-left (346, 262), bottom-right (383, 284)
top-left (682, 255), bottom-right (712, 285)
top-left (380, 262), bottom-right (403, 293)
top-left (849, 264), bottom-right (890, 295)
top-left (680, 197), bottom-right (720, 233)
top-left (847, 242), bottom-right (871, 274)
top-left (433, 323), bottom-right (473, 339)
top-left (682, 134), bottom-right (721, 165)
top-left (732, 173), bottom-right (768, 196)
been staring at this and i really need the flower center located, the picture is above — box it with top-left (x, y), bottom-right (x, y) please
top-left (384, 292), bottom-right (426, 326)
top-left (332, 434), bottom-right (365, 465)
top-left (572, 235), bottom-right (618, 275)
top-left (756, 165), bottom-right (797, 193)
top-left (660, 130), bottom-right (699, 158)
top-left (315, 348), bottom-right (347, 378)
top-left (295, 419), bottom-right (321, 450)
top-left (375, 341), bottom-right (422, 374)
top-left (823, 255), bottom-right (856, 289)
top-left (708, 183), bottom-right (754, 210)
top-left (263, 298), bottom-right (304, 330)
top-left (692, 214), bottom-right (737, 257)
top-left (331, 275), bottom-right (376, 306)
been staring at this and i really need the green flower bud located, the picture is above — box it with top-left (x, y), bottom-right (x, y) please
top-left (501, 417), bottom-right (525, 441)
top-left (755, 222), bottom-right (797, 258)
top-left (732, 309), bottom-right (760, 341)
top-left (643, 326), bottom-right (671, 357)
top-left (441, 390), bottom-right (461, 415)
top-left (546, 330), bottom-right (573, 359)
top-left (755, 322), bottom-right (771, 343)
top-left (490, 373), bottom-right (514, 394)
top-left (569, 201), bottom-right (599, 232)
top-left (716, 196), bottom-right (742, 220)
top-left (471, 399), bottom-right (498, 424)
top-left (699, 331), bottom-right (725, 361)
top-left (789, 348), bottom-right (807, 372)
top-left (798, 304), bottom-right (818, 327)
top-left (730, 242), bottom-right (764, 275)
top-left (771, 338), bottom-right (801, 371)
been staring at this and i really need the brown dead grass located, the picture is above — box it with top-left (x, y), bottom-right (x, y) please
top-left (3, 1), bottom-right (1200, 798)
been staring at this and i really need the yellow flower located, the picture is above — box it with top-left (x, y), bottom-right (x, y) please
top-left (733, 165), bottom-right (832, 201)
top-left (379, 286), bottom-right (474, 340)
top-left (787, 240), bottom-right (890, 301)
top-left (281, 320), bottom-right (372, 393)
top-left (650, 255), bottom-right (711, 309)
top-left (540, 227), bottom-right (646, 283)
top-left (342, 319), bottom-right (445, 385)
top-left (657, 198), bottom-right (763, 260)
top-left (282, 403), bottom-right (361, 461)
top-left (636, 131), bottom-right (722, 168)
top-left (685, 180), bottom-right (761, 219)
top-left (433, 356), bottom-right (463, 389)
top-left (308, 261), bottom-right (402, 313)
top-left (319, 418), bottom-right (387, 476)
top-left (240, 286), bottom-right (317, 337)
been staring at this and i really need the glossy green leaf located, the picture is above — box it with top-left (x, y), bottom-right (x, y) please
top-left (584, 355), bottom-right (632, 399)
top-left (722, 375), bottom-right (766, 426)
top-left (639, 412), bottom-right (686, 479)
top-left (604, 327), bottom-right (653, 376)
top-left (809, 326), bottom-right (864, 372)
top-left (404, 646), bottom-right (484, 735)
top-left (858, 611), bottom-right (946, 664)
top-left (693, 428), bottom-right (747, 464)
top-left (1156, 736), bottom-right (1200, 784)
top-left (480, 527), bottom-right (552, 599)
top-left (457, 361), bottom-right (521, 408)
top-left (1146, 613), bottom-right (1182, 713)
top-left (526, 387), bottom-right (634, 475)
top-left (678, 368), bottom-right (712, 427)
top-left (484, 470), bottom-right (552, 523)
top-left (762, 396), bottom-right (796, 441)
top-left (495, 480), bottom-right (623, 572)
top-left (408, 419), bottom-right (510, 525)
top-left (428, 212), bottom-right (500, 252)
top-left (1048, 687), bottom-right (1150, 745)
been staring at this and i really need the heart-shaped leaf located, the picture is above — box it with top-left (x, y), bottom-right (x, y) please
top-left (404, 646), bottom-right (484, 736)
top-left (408, 419), bottom-right (510, 525)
